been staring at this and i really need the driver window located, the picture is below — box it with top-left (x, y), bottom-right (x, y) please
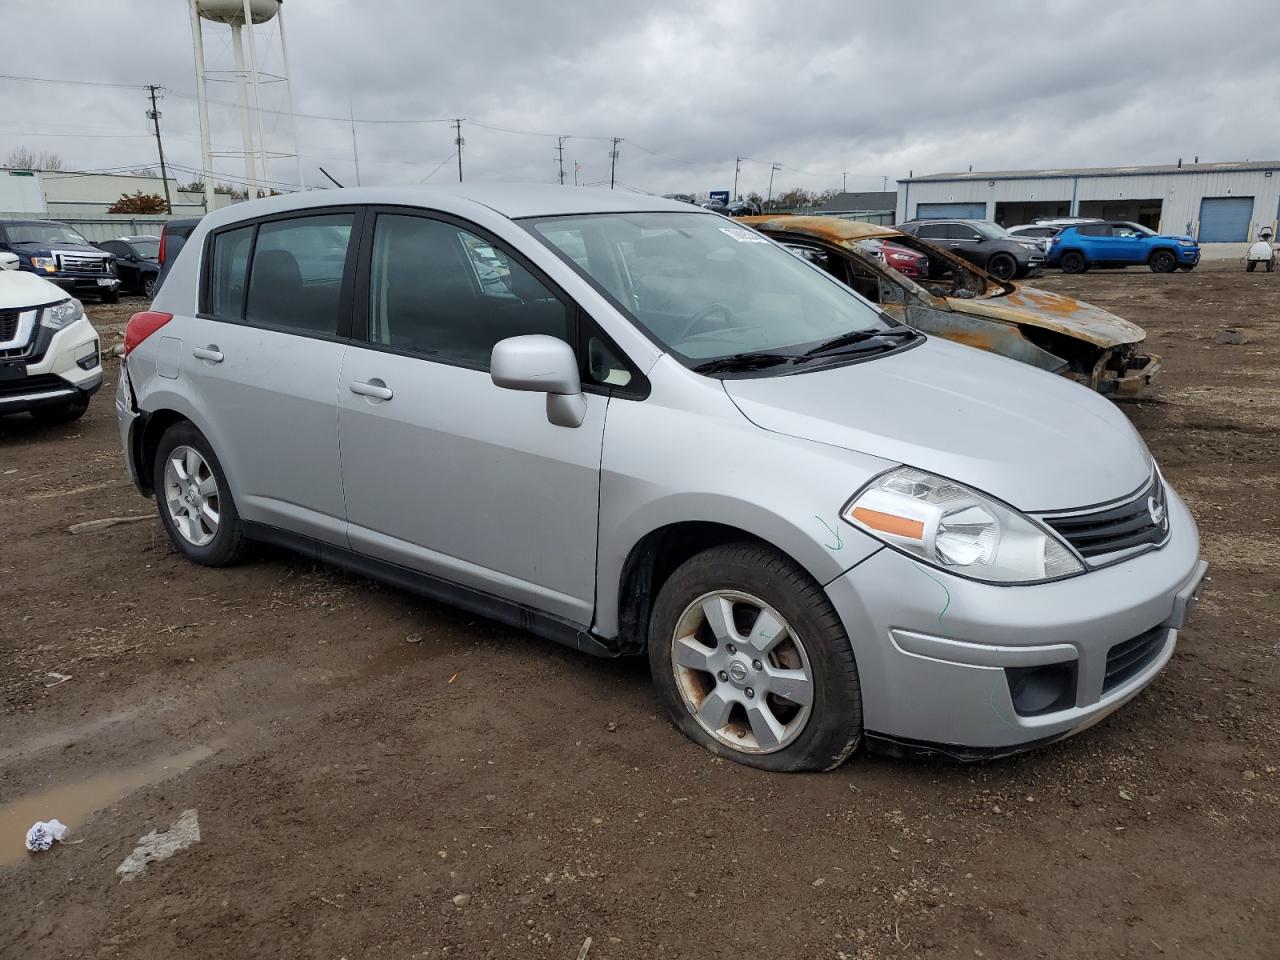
top-left (367, 214), bottom-right (570, 369)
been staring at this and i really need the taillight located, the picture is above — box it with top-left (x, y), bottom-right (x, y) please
top-left (158, 229), bottom-right (168, 264)
top-left (124, 311), bottom-right (174, 355)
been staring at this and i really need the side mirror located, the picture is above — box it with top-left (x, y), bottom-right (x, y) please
top-left (490, 335), bottom-right (586, 428)
top-left (0, 251), bottom-right (18, 271)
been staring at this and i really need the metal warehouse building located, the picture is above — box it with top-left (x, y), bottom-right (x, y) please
top-left (897, 160), bottom-right (1280, 242)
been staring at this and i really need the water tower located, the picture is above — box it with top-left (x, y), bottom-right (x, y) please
top-left (186, 0), bottom-right (304, 208)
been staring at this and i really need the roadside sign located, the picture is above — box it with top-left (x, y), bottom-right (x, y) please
top-left (709, 190), bottom-right (730, 205)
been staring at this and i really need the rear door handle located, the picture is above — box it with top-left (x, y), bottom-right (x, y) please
top-left (349, 378), bottom-right (393, 401)
top-left (192, 345), bottom-right (223, 363)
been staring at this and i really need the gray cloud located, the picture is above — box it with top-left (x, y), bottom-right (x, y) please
top-left (2, 0), bottom-right (1277, 198)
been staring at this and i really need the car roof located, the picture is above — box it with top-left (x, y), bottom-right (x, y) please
top-left (199, 183), bottom-right (690, 232)
top-left (738, 215), bottom-right (900, 243)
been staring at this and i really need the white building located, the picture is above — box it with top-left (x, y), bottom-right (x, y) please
top-left (897, 160), bottom-right (1280, 242)
top-left (0, 168), bottom-right (237, 218)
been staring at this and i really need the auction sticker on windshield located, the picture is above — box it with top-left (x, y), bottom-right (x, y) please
top-left (719, 226), bottom-right (769, 243)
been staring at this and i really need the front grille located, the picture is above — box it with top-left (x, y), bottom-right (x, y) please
top-left (55, 254), bottom-right (109, 274)
top-left (0, 311), bottom-right (18, 341)
top-left (1103, 626), bottom-right (1167, 692)
top-left (1040, 473), bottom-right (1168, 563)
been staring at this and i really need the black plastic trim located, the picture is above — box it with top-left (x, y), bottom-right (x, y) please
top-left (241, 521), bottom-right (620, 658)
top-left (864, 728), bottom-right (1076, 763)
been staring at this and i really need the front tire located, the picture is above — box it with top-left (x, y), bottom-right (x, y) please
top-left (986, 252), bottom-right (1017, 281)
top-left (1060, 250), bottom-right (1088, 274)
top-left (648, 542), bottom-right (863, 772)
top-left (1247, 261), bottom-right (1257, 272)
top-left (1149, 249), bottom-right (1177, 273)
top-left (153, 421), bottom-right (248, 567)
top-left (142, 274), bottom-right (158, 298)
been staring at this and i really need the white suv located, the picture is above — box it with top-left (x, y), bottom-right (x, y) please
top-left (0, 251), bottom-right (102, 424)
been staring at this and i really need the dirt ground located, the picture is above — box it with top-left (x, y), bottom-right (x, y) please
top-left (2, 260), bottom-right (1277, 960)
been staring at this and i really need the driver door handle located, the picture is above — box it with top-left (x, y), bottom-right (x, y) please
top-left (350, 379), bottom-right (394, 401)
top-left (192, 345), bottom-right (223, 363)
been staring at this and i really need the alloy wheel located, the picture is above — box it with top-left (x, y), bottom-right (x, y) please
top-left (670, 590), bottom-right (814, 754)
top-left (163, 445), bottom-right (220, 546)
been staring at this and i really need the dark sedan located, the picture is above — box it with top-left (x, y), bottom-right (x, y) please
top-left (898, 218), bottom-right (1044, 281)
top-left (99, 236), bottom-right (161, 297)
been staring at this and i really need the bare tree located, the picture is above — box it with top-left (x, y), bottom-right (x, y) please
top-left (5, 147), bottom-right (65, 171)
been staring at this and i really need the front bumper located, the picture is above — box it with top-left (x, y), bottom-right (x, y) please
top-left (1178, 247), bottom-right (1200, 264)
top-left (825, 486), bottom-right (1205, 755)
top-left (0, 315), bottom-right (102, 414)
top-left (48, 275), bottom-right (120, 294)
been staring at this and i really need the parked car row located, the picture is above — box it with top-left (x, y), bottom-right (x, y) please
top-left (1007, 217), bottom-right (1201, 273)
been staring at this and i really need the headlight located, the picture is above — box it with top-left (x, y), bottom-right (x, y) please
top-left (1017, 241), bottom-right (1040, 251)
top-left (30, 255), bottom-right (56, 273)
top-left (843, 467), bottom-right (1084, 584)
top-left (41, 298), bottom-right (84, 330)
top-left (1178, 239), bottom-right (1195, 247)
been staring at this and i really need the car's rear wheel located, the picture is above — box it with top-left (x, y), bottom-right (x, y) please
top-left (648, 542), bottom-right (863, 772)
top-left (30, 398), bottom-right (88, 425)
top-left (142, 274), bottom-right (158, 298)
top-left (1149, 249), bottom-right (1177, 273)
top-left (153, 421), bottom-right (248, 566)
top-left (986, 252), bottom-right (1017, 281)
top-left (1060, 250), bottom-right (1088, 274)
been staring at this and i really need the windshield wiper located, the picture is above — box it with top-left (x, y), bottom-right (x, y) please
top-left (691, 352), bottom-right (797, 374)
top-left (799, 327), bottom-right (918, 358)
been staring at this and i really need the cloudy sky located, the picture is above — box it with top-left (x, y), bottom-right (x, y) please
top-left (3, 0), bottom-right (1279, 198)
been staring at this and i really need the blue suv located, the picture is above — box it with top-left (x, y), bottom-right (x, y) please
top-left (1047, 220), bottom-right (1199, 274)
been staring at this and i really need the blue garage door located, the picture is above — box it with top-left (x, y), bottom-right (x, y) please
top-left (915, 202), bottom-right (987, 220)
top-left (1198, 196), bottom-right (1253, 242)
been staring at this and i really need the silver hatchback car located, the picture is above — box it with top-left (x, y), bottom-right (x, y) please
top-left (116, 185), bottom-right (1206, 771)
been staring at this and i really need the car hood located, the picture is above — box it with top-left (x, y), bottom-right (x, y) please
top-left (8, 239), bottom-right (107, 256)
top-left (952, 284), bottom-right (1147, 348)
top-left (0, 270), bottom-right (72, 310)
top-left (722, 336), bottom-right (1151, 512)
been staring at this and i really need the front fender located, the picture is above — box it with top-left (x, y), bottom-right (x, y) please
top-left (593, 374), bottom-right (891, 638)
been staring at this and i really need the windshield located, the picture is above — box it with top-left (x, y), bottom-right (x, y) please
top-left (130, 239), bottom-right (160, 259)
top-left (525, 211), bottom-right (901, 365)
top-left (6, 222), bottom-right (90, 245)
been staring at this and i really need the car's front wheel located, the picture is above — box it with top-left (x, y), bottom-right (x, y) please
top-left (153, 421), bottom-right (248, 566)
top-left (986, 252), bottom-right (1017, 281)
top-left (1149, 249), bottom-right (1177, 273)
top-left (142, 274), bottom-right (158, 298)
top-left (99, 287), bottom-right (120, 304)
top-left (648, 542), bottom-right (863, 772)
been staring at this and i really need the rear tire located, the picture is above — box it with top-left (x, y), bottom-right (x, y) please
top-left (986, 252), bottom-right (1017, 281)
top-left (153, 421), bottom-right (248, 567)
top-left (1060, 250), bottom-right (1088, 274)
top-left (1149, 249), bottom-right (1177, 273)
top-left (647, 542), bottom-right (863, 772)
top-left (30, 398), bottom-right (88, 425)
top-left (1247, 261), bottom-right (1257, 272)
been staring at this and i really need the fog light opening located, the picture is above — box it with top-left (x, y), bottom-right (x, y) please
top-left (77, 340), bottom-right (100, 370)
top-left (1006, 661), bottom-right (1077, 717)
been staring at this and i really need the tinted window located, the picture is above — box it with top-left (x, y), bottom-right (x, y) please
top-left (914, 224), bottom-right (948, 239)
top-left (208, 224), bottom-right (254, 319)
top-left (245, 213), bottom-right (353, 335)
top-left (99, 241), bottom-right (126, 257)
top-left (368, 214), bottom-right (568, 368)
top-left (950, 224), bottom-right (982, 241)
top-left (1076, 224), bottom-right (1112, 237)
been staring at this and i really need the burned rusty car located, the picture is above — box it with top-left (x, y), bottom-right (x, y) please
top-left (741, 215), bottom-right (1160, 395)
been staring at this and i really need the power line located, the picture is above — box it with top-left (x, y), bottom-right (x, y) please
top-left (0, 72), bottom-right (149, 90)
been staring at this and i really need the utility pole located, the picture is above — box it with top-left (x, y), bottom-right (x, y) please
top-left (609, 138), bottom-right (622, 190)
top-left (348, 98), bottom-right (362, 186)
top-left (841, 171), bottom-right (847, 193)
top-left (574, 161), bottom-right (580, 187)
top-left (733, 156), bottom-right (744, 200)
top-left (454, 119), bottom-right (465, 182)
top-left (145, 85), bottom-right (172, 214)
top-left (767, 162), bottom-right (781, 206)
top-left (557, 136), bottom-right (568, 185)
top-left (882, 175), bottom-right (888, 191)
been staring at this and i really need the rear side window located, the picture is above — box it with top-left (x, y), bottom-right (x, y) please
top-left (914, 224), bottom-right (947, 239)
top-left (1076, 224), bottom-right (1111, 237)
top-left (245, 213), bottom-right (354, 336)
top-left (208, 225), bottom-right (254, 319)
top-left (367, 213), bottom-right (569, 369)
